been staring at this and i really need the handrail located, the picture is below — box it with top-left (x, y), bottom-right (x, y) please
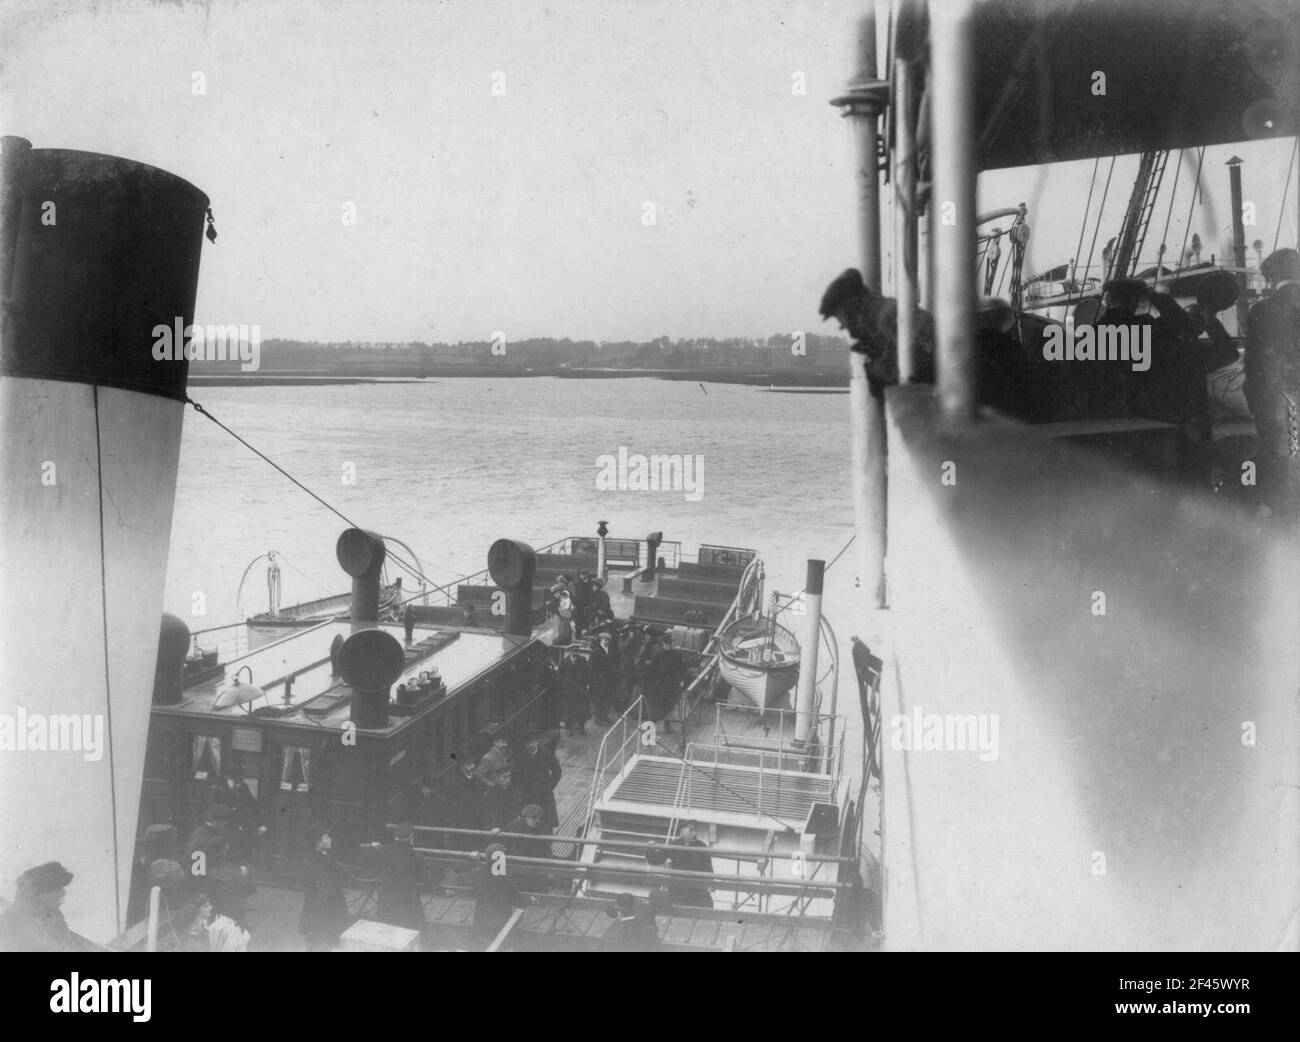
top-left (583, 695), bottom-right (646, 837)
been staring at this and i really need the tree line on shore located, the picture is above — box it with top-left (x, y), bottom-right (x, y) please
top-left (188, 334), bottom-right (848, 373)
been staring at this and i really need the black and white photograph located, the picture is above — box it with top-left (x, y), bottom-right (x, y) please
top-left (0, 0), bottom-right (1297, 986)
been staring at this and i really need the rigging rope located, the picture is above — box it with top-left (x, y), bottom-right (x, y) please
top-left (183, 394), bottom-right (459, 604)
top-left (1172, 147), bottom-right (1207, 284)
top-left (1067, 157), bottom-right (1101, 307)
top-left (1274, 138), bottom-right (1298, 253)
top-left (1076, 155), bottom-right (1117, 309)
top-left (1154, 148), bottom-right (1184, 286)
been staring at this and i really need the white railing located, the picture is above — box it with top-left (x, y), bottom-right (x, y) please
top-left (581, 696), bottom-right (648, 837)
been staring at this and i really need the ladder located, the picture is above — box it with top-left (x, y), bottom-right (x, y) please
top-left (1107, 150), bottom-right (1169, 283)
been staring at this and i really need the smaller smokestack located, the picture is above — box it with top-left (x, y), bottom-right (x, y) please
top-left (337, 629), bottom-right (405, 730)
top-left (336, 528), bottom-right (387, 624)
top-left (644, 531), bottom-right (664, 581)
top-left (596, 520), bottom-right (609, 583)
top-left (153, 613), bottom-right (190, 705)
top-left (793, 560), bottom-right (825, 746)
top-left (487, 538), bottom-right (537, 637)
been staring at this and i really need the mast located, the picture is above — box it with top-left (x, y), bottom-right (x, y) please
top-left (1226, 156), bottom-right (1248, 334)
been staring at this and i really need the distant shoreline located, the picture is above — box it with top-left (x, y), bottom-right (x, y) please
top-left (187, 367), bottom-right (849, 388)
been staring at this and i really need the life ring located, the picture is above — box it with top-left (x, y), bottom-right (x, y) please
top-left (575, 539), bottom-right (597, 555)
top-left (716, 550), bottom-right (737, 566)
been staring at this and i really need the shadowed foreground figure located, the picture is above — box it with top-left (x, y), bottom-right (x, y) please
top-left (1245, 248), bottom-right (1300, 518)
top-left (0, 862), bottom-right (104, 953)
top-left (599, 891), bottom-right (662, 952)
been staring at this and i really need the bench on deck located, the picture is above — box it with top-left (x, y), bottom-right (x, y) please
top-left (567, 537), bottom-right (642, 568)
top-left (632, 594), bottom-right (728, 629)
top-left (456, 584), bottom-right (548, 622)
top-left (535, 553), bottom-right (599, 586)
top-left (676, 561), bottom-right (749, 585)
top-left (696, 545), bottom-right (756, 569)
top-left (654, 574), bottom-right (742, 604)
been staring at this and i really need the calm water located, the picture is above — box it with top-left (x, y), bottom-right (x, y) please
top-left (165, 377), bottom-right (865, 729)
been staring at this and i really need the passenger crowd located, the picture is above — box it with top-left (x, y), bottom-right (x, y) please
top-left (821, 248), bottom-right (1300, 515)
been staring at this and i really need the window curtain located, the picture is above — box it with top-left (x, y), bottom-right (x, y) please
top-left (192, 735), bottom-right (221, 777)
top-left (280, 746), bottom-right (311, 791)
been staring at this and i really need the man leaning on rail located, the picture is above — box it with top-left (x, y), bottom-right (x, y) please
top-left (819, 267), bottom-right (936, 398)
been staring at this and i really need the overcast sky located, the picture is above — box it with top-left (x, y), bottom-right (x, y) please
top-left (2, 0), bottom-right (1295, 343)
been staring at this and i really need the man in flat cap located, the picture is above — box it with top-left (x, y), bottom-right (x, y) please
top-left (0, 862), bottom-right (103, 952)
top-left (500, 803), bottom-right (555, 893)
top-left (1245, 247), bottom-right (1300, 516)
top-left (646, 821), bottom-right (715, 909)
top-left (820, 267), bottom-right (936, 398)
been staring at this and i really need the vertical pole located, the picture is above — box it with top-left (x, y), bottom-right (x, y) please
top-left (833, 6), bottom-right (889, 608)
top-left (1226, 156), bottom-right (1248, 333)
top-left (146, 886), bottom-right (161, 952)
top-left (930, 0), bottom-right (979, 422)
top-left (895, 58), bottom-right (919, 383)
top-left (852, 13), bottom-right (883, 290)
top-left (794, 560), bottom-right (825, 745)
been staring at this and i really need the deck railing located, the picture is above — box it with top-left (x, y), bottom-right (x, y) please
top-left (580, 695), bottom-right (648, 839)
top-left (710, 704), bottom-right (845, 783)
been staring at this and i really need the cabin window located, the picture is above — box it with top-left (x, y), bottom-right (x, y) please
top-left (192, 735), bottom-right (222, 779)
top-left (279, 744), bottom-right (312, 792)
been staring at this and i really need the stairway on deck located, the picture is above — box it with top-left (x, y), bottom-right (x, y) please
top-left (584, 808), bottom-right (672, 899)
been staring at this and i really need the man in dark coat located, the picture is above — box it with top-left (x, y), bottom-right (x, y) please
top-left (557, 645), bottom-right (589, 734)
top-left (298, 827), bottom-right (352, 951)
top-left (618, 627), bottom-right (644, 711)
top-left (210, 767), bottom-right (265, 863)
top-left (819, 267), bottom-right (937, 399)
top-left (185, 803), bottom-right (233, 890)
top-left (443, 757), bottom-right (485, 851)
top-left (641, 631), bottom-right (681, 726)
top-left (0, 862), bottom-right (103, 953)
top-left (363, 822), bottom-right (425, 935)
top-left (572, 569), bottom-right (593, 634)
top-left (480, 768), bottom-right (524, 831)
top-left (589, 577), bottom-right (613, 626)
top-left (1245, 248), bottom-right (1300, 517)
top-left (599, 892), bottom-right (662, 952)
top-left (587, 630), bottom-right (619, 725)
top-left (501, 804), bottom-right (555, 893)
top-left (514, 732), bottom-right (562, 828)
top-left (472, 843), bottom-right (523, 950)
top-left (661, 821), bottom-right (714, 909)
